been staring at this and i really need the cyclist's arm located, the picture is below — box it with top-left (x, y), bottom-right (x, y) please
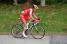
top-left (29, 8), bottom-right (39, 21)
top-left (29, 8), bottom-right (34, 20)
top-left (33, 12), bottom-right (38, 18)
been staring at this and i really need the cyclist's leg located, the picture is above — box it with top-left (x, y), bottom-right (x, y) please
top-left (20, 15), bottom-right (28, 37)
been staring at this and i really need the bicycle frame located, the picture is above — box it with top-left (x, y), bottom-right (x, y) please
top-left (26, 21), bottom-right (38, 30)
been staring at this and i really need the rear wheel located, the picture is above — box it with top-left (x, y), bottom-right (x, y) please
top-left (30, 23), bottom-right (45, 39)
top-left (11, 21), bottom-right (23, 38)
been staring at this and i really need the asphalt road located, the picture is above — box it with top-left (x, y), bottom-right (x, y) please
top-left (0, 35), bottom-right (50, 44)
top-left (0, 35), bottom-right (67, 44)
top-left (50, 35), bottom-right (67, 44)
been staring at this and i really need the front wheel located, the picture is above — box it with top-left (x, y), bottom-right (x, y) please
top-left (30, 23), bottom-right (45, 39)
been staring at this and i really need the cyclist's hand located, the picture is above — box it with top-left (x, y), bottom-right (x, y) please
top-left (35, 18), bottom-right (40, 20)
top-left (32, 18), bottom-right (40, 23)
top-left (36, 18), bottom-right (40, 23)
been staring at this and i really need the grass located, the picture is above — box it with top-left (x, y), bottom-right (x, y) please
top-left (0, 3), bottom-right (67, 33)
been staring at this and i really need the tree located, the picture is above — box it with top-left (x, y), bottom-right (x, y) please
top-left (13, 0), bottom-right (17, 5)
top-left (41, 0), bottom-right (45, 6)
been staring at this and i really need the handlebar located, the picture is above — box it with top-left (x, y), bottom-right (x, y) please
top-left (32, 18), bottom-right (40, 22)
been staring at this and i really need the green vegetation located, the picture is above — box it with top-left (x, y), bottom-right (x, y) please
top-left (0, 3), bottom-right (67, 33)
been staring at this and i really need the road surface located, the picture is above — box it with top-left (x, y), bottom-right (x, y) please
top-left (0, 35), bottom-right (67, 44)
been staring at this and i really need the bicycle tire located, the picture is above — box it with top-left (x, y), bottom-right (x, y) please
top-left (11, 20), bottom-right (23, 38)
top-left (30, 23), bottom-right (45, 39)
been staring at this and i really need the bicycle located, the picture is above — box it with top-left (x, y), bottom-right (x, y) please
top-left (11, 18), bottom-right (46, 39)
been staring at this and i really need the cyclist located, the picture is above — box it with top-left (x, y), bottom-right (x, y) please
top-left (17, 0), bottom-right (40, 37)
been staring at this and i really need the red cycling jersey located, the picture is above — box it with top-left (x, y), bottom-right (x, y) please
top-left (20, 8), bottom-right (33, 22)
